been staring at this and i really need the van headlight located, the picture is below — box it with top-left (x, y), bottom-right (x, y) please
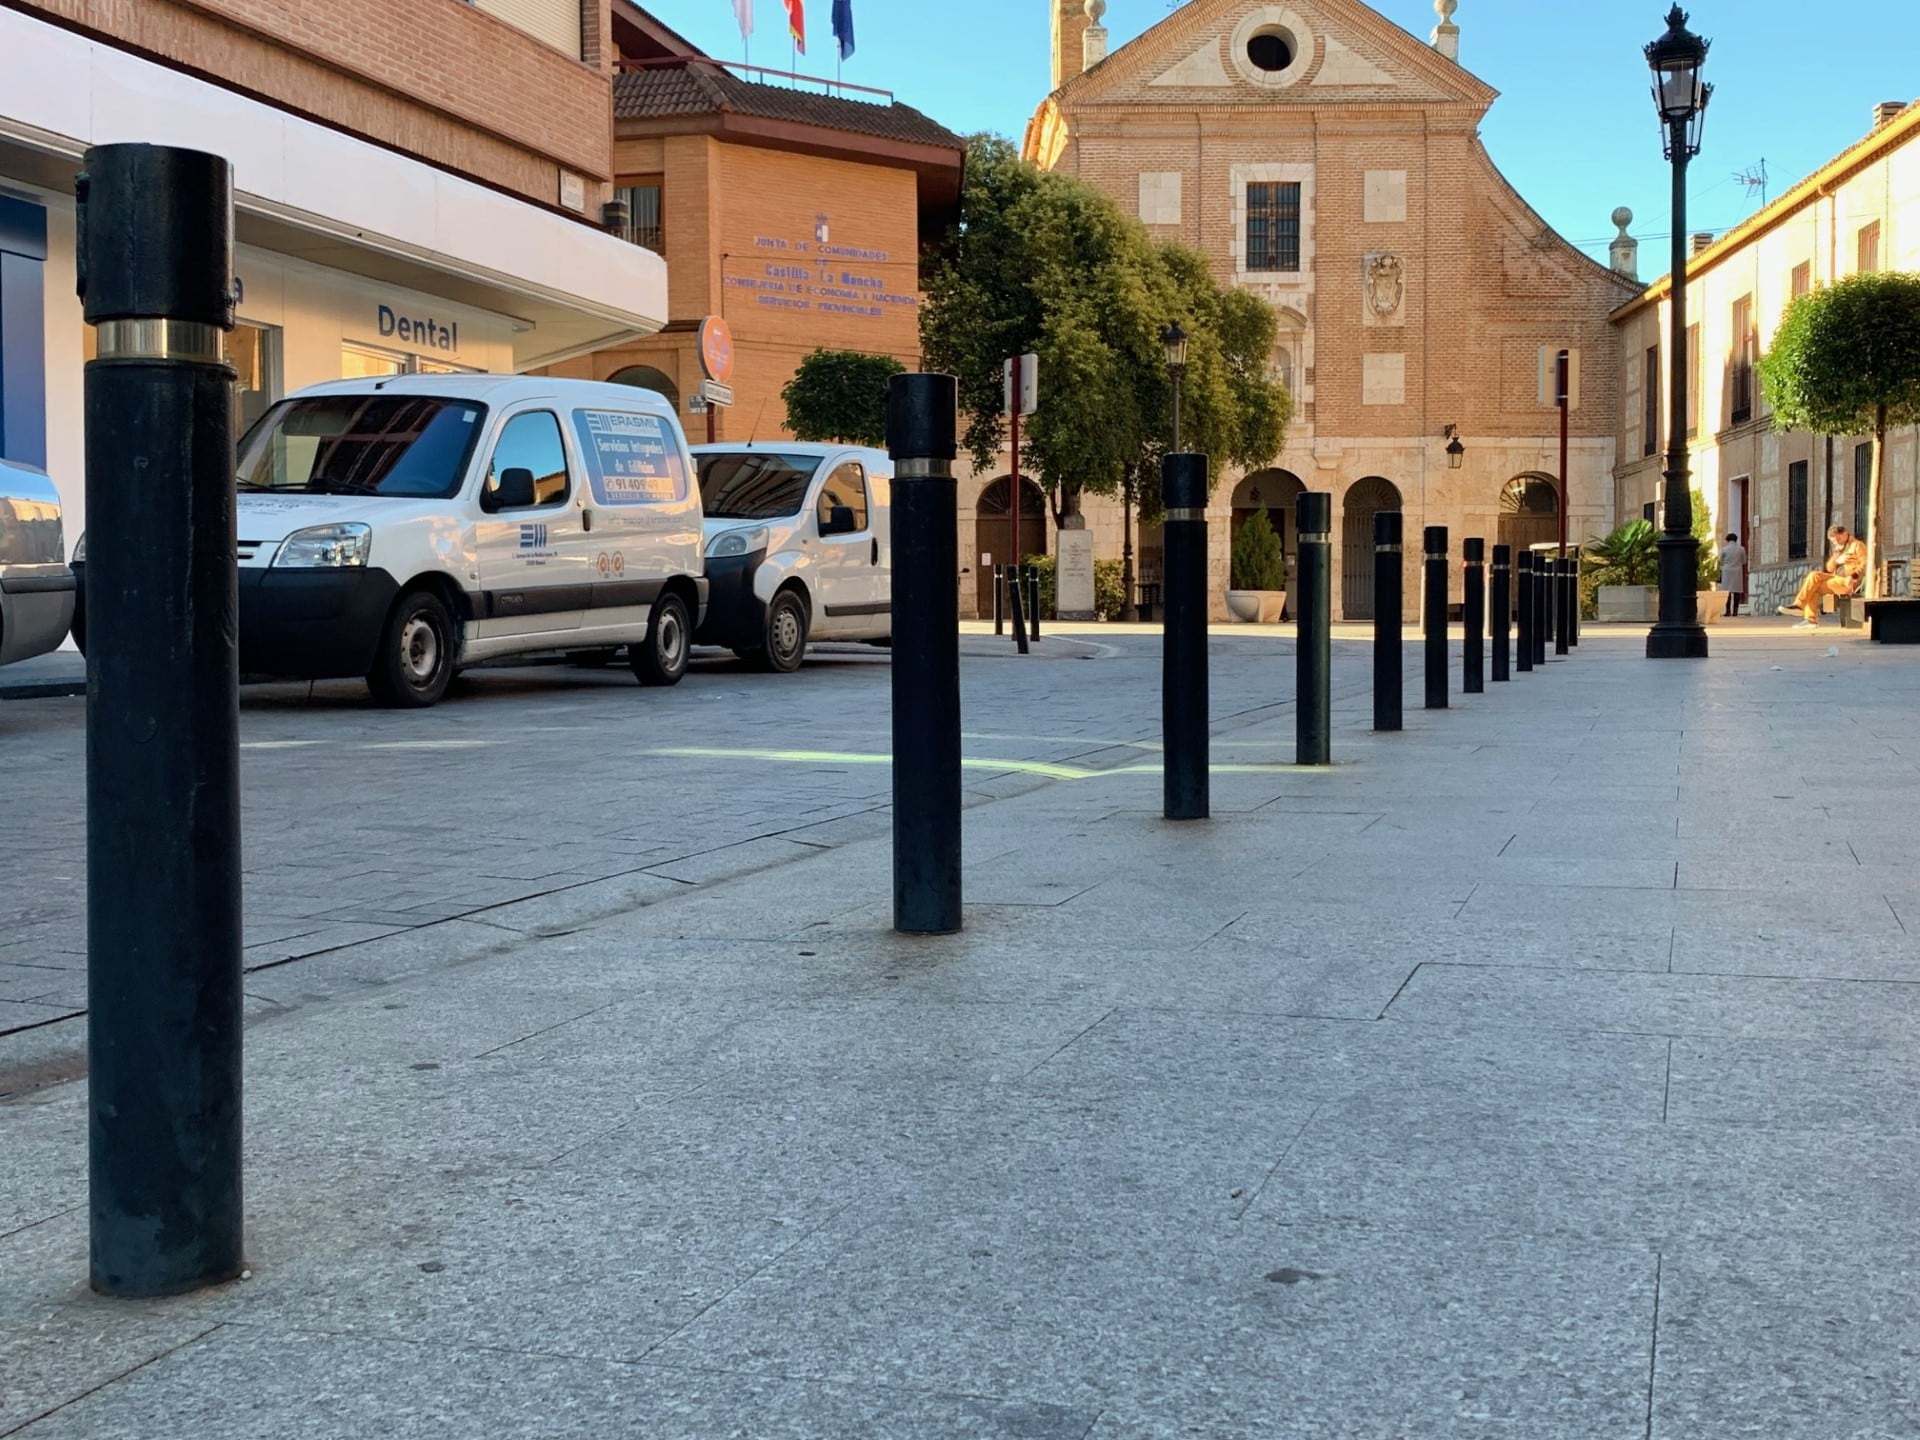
top-left (708, 525), bottom-right (769, 559)
top-left (274, 523), bottom-right (371, 568)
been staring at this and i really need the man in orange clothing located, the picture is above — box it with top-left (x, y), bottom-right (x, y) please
top-left (1780, 524), bottom-right (1867, 628)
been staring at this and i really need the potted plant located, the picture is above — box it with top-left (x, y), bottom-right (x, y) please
top-left (1227, 505), bottom-right (1287, 623)
top-left (1584, 519), bottom-right (1660, 622)
top-left (1691, 489), bottom-right (1724, 625)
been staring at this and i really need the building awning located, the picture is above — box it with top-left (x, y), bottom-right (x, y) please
top-left (0, 7), bottom-right (665, 370)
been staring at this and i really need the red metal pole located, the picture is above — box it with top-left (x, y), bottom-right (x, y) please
top-left (1010, 354), bottom-right (1021, 581)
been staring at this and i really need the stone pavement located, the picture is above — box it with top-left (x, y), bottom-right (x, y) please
top-left (3, 622), bottom-right (1918, 1437)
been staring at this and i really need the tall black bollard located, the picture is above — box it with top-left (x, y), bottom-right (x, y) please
top-left (1491, 544), bottom-right (1512, 682)
top-left (1423, 526), bottom-right (1448, 710)
top-left (1295, 492), bottom-right (1332, 766)
top-left (887, 373), bottom-right (962, 935)
top-left (1569, 552), bottom-right (1582, 647)
top-left (1025, 565), bottom-right (1041, 641)
top-left (1006, 563), bottom-right (1029, 655)
top-left (1462, 538), bottom-right (1485, 695)
top-left (1372, 510), bottom-right (1403, 733)
top-left (992, 566), bottom-right (1004, 636)
top-left (80, 144), bottom-right (243, 1297)
top-left (1531, 548), bottom-right (1549, 667)
top-left (1554, 557), bottom-right (1571, 656)
top-left (1516, 551), bottom-right (1534, 674)
top-left (1161, 453), bottom-right (1209, 820)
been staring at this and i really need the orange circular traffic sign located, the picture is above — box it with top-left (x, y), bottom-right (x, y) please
top-left (699, 316), bottom-right (735, 383)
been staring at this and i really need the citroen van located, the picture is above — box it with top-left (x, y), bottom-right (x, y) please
top-left (691, 443), bottom-right (891, 671)
top-left (0, 459), bottom-right (75, 668)
top-left (73, 376), bottom-right (706, 707)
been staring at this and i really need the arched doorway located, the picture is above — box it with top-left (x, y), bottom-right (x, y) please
top-left (1498, 473), bottom-right (1562, 561)
top-left (1232, 469), bottom-right (1304, 616)
top-left (1341, 476), bottom-right (1403, 620)
top-left (974, 476), bottom-right (1049, 617)
top-left (607, 364), bottom-right (681, 412)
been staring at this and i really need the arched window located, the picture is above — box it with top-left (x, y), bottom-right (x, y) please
top-left (607, 364), bottom-right (680, 412)
top-left (1501, 474), bottom-right (1560, 516)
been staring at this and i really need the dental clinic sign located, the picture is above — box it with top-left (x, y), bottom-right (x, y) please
top-left (376, 304), bottom-right (459, 354)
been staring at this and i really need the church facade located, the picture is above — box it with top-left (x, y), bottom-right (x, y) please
top-left (967, 0), bottom-right (1639, 620)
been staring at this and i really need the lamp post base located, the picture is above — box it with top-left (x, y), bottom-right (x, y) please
top-left (1645, 532), bottom-right (1709, 658)
top-left (1646, 621), bottom-right (1710, 658)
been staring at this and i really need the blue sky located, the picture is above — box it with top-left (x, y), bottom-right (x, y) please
top-left (650, 1), bottom-right (1917, 264)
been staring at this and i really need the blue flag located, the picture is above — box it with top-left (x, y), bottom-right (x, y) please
top-left (832, 0), bottom-right (854, 60)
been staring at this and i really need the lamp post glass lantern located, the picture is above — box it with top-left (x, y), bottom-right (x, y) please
top-left (1645, 4), bottom-right (1710, 659)
top-left (1162, 321), bottom-right (1189, 453)
top-left (1444, 426), bottom-right (1464, 470)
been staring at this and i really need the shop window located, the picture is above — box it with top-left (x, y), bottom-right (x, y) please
top-left (1245, 182), bottom-right (1301, 272)
top-left (342, 344), bottom-right (406, 380)
top-left (1787, 460), bottom-right (1809, 560)
top-left (617, 182), bottom-right (664, 256)
top-left (231, 322), bottom-right (281, 440)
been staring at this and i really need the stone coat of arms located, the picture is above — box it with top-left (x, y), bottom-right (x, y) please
top-left (1365, 254), bottom-right (1405, 318)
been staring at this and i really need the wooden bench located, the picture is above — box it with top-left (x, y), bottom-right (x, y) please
top-left (1863, 598), bottom-right (1920, 644)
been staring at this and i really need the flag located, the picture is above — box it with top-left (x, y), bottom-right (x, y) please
top-left (831, 0), bottom-right (854, 60)
top-left (784, 0), bottom-right (805, 52)
top-left (733, 0), bottom-right (753, 41)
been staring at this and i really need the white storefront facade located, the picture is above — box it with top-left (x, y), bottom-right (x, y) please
top-left (0, 6), bottom-right (667, 552)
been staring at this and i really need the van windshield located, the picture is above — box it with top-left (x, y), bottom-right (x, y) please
top-left (236, 395), bottom-right (489, 499)
top-left (697, 452), bottom-right (820, 520)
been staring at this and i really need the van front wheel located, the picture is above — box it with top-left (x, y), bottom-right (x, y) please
top-left (632, 591), bottom-right (690, 687)
top-left (367, 590), bottom-right (455, 707)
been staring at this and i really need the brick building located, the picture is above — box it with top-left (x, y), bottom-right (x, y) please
top-left (0, 0), bottom-right (663, 544)
top-left (539, 5), bottom-right (964, 446)
top-left (1001, 0), bottom-right (1639, 619)
top-left (1611, 100), bottom-right (1920, 613)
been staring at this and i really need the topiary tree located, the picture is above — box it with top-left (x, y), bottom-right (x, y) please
top-left (1757, 272), bottom-right (1920, 596)
top-left (1230, 506), bottom-right (1287, 591)
top-left (780, 348), bottom-right (907, 447)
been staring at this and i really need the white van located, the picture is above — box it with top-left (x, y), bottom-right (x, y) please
top-left (0, 459), bottom-right (76, 668)
top-left (691, 443), bottom-right (890, 671)
top-left (74, 376), bottom-right (706, 706)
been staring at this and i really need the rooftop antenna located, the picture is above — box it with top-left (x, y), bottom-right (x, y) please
top-left (1734, 158), bottom-right (1769, 210)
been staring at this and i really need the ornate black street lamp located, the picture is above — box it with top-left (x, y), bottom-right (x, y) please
top-left (1645, 5), bottom-right (1711, 659)
top-left (1162, 321), bottom-right (1189, 451)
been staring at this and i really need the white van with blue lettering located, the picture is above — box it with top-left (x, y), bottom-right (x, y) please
top-left (71, 375), bottom-right (705, 707)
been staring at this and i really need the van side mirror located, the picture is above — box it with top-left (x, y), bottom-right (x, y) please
top-left (483, 466), bottom-right (536, 512)
top-left (821, 503), bottom-right (856, 536)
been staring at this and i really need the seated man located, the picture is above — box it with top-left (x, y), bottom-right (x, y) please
top-left (1781, 524), bottom-right (1867, 629)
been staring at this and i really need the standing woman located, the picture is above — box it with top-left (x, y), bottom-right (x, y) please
top-left (1718, 532), bottom-right (1747, 616)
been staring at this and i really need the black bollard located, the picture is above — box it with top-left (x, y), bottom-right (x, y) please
top-left (1491, 544), bottom-right (1512, 682)
top-left (1554, 556), bottom-right (1571, 656)
top-left (1531, 548), bottom-right (1549, 667)
top-left (1026, 565), bottom-right (1041, 640)
top-left (1423, 526), bottom-right (1448, 710)
top-left (1295, 492), bottom-right (1332, 766)
top-left (80, 144), bottom-right (243, 1297)
top-left (1570, 552), bottom-right (1582, 647)
top-left (887, 373), bottom-right (963, 935)
top-left (992, 565), bottom-right (1004, 636)
top-left (1463, 538), bottom-right (1485, 695)
top-left (1161, 453), bottom-right (1209, 820)
top-left (1516, 551), bottom-right (1534, 674)
top-left (1372, 510), bottom-right (1403, 733)
top-left (1006, 563), bottom-right (1029, 655)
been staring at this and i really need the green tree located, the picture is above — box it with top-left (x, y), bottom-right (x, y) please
top-left (1230, 507), bottom-right (1286, 591)
top-left (1757, 272), bottom-right (1920, 595)
top-left (780, 348), bottom-right (906, 447)
top-left (921, 135), bottom-right (1291, 544)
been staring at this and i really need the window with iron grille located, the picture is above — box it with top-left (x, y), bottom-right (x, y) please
top-left (1857, 221), bottom-right (1880, 274)
top-left (1643, 346), bottom-right (1659, 456)
top-left (1787, 460), bottom-right (1808, 560)
top-left (1790, 261), bottom-right (1811, 299)
top-left (1685, 323), bottom-right (1701, 438)
top-left (1245, 182), bottom-right (1301, 272)
top-left (1730, 295), bottom-right (1754, 424)
top-left (617, 183), bottom-right (664, 255)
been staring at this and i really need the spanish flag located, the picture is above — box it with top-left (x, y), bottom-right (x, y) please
top-left (785, 0), bottom-right (805, 52)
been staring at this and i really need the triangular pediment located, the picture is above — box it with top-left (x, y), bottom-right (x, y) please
top-left (1060, 0), bottom-right (1497, 109)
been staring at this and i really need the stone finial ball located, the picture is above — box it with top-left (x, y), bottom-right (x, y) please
top-left (1084, 0), bottom-right (1107, 21)
top-left (1435, 0), bottom-right (1458, 18)
top-left (1612, 206), bottom-right (1634, 230)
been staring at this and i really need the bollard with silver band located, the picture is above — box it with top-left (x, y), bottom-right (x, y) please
top-left (886, 375), bottom-right (963, 935)
top-left (1516, 550), bottom-right (1535, 674)
top-left (1296, 492), bottom-right (1333, 766)
top-left (79, 143), bottom-right (243, 1298)
top-left (1463, 538), bottom-right (1486, 694)
top-left (1424, 526), bottom-right (1449, 710)
top-left (1372, 511), bottom-right (1403, 732)
top-left (1532, 547), bottom-right (1550, 667)
top-left (1160, 456), bottom-right (1209, 820)
top-left (1491, 544), bottom-right (1512, 682)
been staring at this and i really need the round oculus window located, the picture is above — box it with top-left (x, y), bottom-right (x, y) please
top-left (1246, 27), bottom-right (1296, 73)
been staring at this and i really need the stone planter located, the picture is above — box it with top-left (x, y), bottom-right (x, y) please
top-left (1225, 589), bottom-right (1285, 623)
top-left (1595, 584), bottom-right (1658, 623)
top-left (1700, 588), bottom-right (1725, 626)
